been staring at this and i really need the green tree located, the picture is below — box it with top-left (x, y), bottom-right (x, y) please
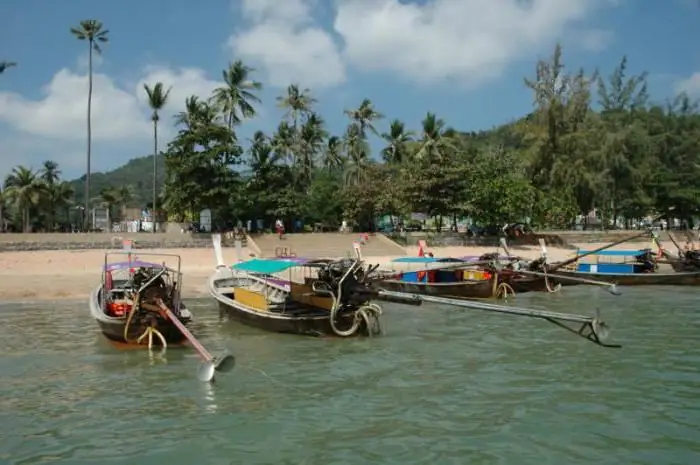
top-left (71, 19), bottom-right (109, 229)
top-left (144, 82), bottom-right (172, 232)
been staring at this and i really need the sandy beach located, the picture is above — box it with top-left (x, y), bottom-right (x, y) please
top-left (0, 239), bottom-right (672, 302)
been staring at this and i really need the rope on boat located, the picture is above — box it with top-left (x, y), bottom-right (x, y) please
top-left (137, 326), bottom-right (167, 350)
top-left (122, 293), bottom-right (168, 349)
top-left (542, 265), bottom-right (562, 293)
top-left (315, 263), bottom-right (383, 337)
top-left (496, 282), bottom-right (515, 300)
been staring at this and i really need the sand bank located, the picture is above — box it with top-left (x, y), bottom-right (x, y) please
top-left (0, 240), bottom-right (671, 302)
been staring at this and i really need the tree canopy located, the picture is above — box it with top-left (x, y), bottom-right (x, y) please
top-left (4, 43), bottom-right (700, 233)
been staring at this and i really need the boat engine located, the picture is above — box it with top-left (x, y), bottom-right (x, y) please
top-left (312, 259), bottom-right (383, 337)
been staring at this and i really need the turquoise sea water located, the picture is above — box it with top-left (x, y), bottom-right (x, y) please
top-left (1, 286), bottom-right (699, 465)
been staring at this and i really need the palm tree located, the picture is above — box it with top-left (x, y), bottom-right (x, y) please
top-left (144, 82), bottom-right (171, 233)
top-left (276, 84), bottom-right (316, 129)
top-left (51, 182), bottom-right (75, 229)
top-left (97, 187), bottom-right (119, 226)
top-left (343, 124), bottom-right (371, 186)
top-left (415, 112), bottom-right (457, 162)
top-left (40, 160), bottom-right (62, 230)
top-left (0, 61), bottom-right (16, 75)
top-left (71, 20), bottom-right (109, 230)
top-left (212, 61), bottom-right (262, 130)
top-left (344, 99), bottom-right (383, 137)
top-left (322, 136), bottom-right (345, 172)
top-left (381, 120), bottom-right (414, 164)
top-left (297, 113), bottom-right (327, 185)
top-left (4, 166), bottom-right (44, 232)
top-left (174, 96), bottom-right (203, 129)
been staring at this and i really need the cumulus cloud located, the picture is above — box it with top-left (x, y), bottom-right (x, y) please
top-left (230, 0), bottom-right (614, 89)
top-left (334, 0), bottom-right (609, 86)
top-left (228, 0), bottom-right (346, 89)
top-left (0, 64), bottom-right (222, 178)
top-left (675, 72), bottom-right (700, 97)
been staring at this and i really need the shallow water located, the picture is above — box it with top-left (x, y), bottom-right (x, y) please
top-left (1, 286), bottom-right (700, 465)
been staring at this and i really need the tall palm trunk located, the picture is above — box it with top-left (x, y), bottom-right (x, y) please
top-left (85, 42), bottom-right (94, 231)
top-left (152, 120), bottom-right (158, 233)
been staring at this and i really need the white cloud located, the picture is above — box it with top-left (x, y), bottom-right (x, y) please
top-left (675, 72), bottom-right (700, 97)
top-left (0, 64), bottom-right (222, 179)
top-left (334, 0), bottom-right (611, 86)
top-left (0, 69), bottom-right (149, 142)
top-left (229, 0), bottom-right (614, 89)
top-left (228, 0), bottom-right (345, 89)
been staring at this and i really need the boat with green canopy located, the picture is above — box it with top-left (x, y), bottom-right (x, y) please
top-left (208, 254), bottom-right (384, 337)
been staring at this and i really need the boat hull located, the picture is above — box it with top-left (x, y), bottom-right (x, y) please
top-left (552, 269), bottom-right (700, 286)
top-left (89, 286), bottom-right (192, 346)
top-left (379, 278), bottom-right (497, 299)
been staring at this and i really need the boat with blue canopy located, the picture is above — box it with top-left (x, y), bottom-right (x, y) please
top-left (378, 254), bottom-right (553, 299)
top-left (208, 244), bottom-right (384, 337)
top-left (552, 247), bottom-right (700, 286)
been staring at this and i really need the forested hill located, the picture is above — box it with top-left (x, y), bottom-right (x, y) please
top-left (69, 154), bottom-right (165, 207)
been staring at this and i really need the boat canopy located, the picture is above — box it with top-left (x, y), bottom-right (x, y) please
top-left (576, 249), bottom-right (648, 257)
top-left (231, 258), bottom-right (309, 274)
top-left (104, 260), bottom-right (164, 271)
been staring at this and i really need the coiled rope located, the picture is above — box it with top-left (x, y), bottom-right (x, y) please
top-left (123, 293), bottom-right (168, 350)
top-left (496, 282), bottom-right (516, 301)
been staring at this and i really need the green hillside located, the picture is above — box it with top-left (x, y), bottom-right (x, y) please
top-left (69, 154), bottom-right (165, 208)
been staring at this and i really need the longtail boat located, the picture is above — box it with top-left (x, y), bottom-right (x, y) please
top-left (208, 238), bottom-right (384, 337)
top-left (377, 256), bottom-right (522, 299)
top-left (549, 248), bottom-right (700, 286)
top-left (89, 252), bottom-right (193, 347)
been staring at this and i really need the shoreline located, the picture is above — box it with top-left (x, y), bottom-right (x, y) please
top-left (0, 239), bottom-right (673, 302)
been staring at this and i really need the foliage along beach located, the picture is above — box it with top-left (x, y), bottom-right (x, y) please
top-left (2, 37), bottom-right (700, 233)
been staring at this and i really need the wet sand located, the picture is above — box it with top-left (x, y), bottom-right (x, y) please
top-left (0, 241), bottom-right (671, 302)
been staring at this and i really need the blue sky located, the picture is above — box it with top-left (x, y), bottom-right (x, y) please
top-left (0, 0), bottom-right (699, 181)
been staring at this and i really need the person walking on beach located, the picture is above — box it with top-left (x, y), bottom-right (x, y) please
top-left (275, 218), bottom-right (285, 240)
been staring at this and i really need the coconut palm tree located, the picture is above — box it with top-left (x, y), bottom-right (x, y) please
top-left (212, 61), bottom-right (262, 130)
top-left (144, 82), bottom-right (171, 233)
top-left (71, 19), bottom-right (109, 230)
top-left (415, 112), bottom-right (457, 162)
top-left (297, 113), bottom-right (327, 186)
top-left (381, 120), bottom-right (415, 165)
top-left (0, 61), bottom-right (16, 75)
top-left (40, 160), bottom-right (62, 230)
top-left (276, 84), bottom-right (316, 129)
top-left (4, 166), bottom-right (44, 232)
top-left (322, 136), bottom-right (345, 172)
top-left (344, 99), bottom-right (383, 137)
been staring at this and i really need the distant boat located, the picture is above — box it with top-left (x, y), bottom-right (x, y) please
top-left (378, 256), bottom-right (548, 299)
top-left (551, 248), bottom-right (700, 286)
top-left (89, 252), bottom-right (192, 346)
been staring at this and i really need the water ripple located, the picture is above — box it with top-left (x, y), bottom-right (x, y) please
top-left (1, 288), bottom-right (700, 464)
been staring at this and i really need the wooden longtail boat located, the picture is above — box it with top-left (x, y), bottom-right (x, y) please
top-left (208, 256), bottom-right (384, 337)
top-left (89, 252), bottom-right (192, 347)
top-left (551, 248), bottom-right (700, 286)
top-left (378, 256), bottom-right (529, 299)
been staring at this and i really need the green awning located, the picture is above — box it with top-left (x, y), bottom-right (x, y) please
top-left (231, 258), bottom-right (303, 274)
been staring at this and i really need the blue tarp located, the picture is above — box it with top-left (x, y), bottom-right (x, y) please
top-left (576, 249), bottom-right (647, 257)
